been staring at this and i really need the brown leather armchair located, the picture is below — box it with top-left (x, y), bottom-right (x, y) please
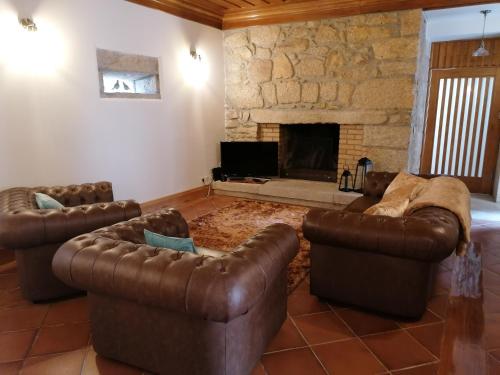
top-left (52, 209), bottom-right (299, 375)
top-left (303, 172), bottom-right (460, 318)
top-left (0, 182), bottom-right (141, 301)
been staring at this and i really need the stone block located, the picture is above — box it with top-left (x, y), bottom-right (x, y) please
top-left (326, 50), bottom-right (346, 73)
top-left (233, 46), bottom-right (253, 60)
top-left (373, 37), bottom-right (419, 60)
top-left (276, 81), bottom-right (301, 104)
top-left (272, 54), bottom-right (294, 79)
top-left (255, 48), bottom-right (272, 59)
top-left (352, 78), bottom-right (415, 109)
top-left (320, 82), bottom-right (338, 101)
top-left (225, 119), bottom-right (239, 129)
top-left (346, 25), bottom-right (394, 43)
top-left (276, 38), bottom-right (309, 54)
top-left (314, 25), bottom-right (342, 45)
top-left (302, 82), bottom-right (319, 103)
top-left (339, 64), bottom-right (378, 81)
top-left (248, 59), bottom-right (273, 83)
top-left (262, 82), bottom-right (277, 106)
top-left (400, 10), bottom-right (422, 36)
top-left (288, 26), bottom-right (310, 39)
top-left (226, 84), bottom-right (264, 109)
top-left (225, 65), bottom-right (244, 84)
top-left (250, 25), bottom-right (281, 47)
top-left (296, 58), bottom-right (325, 77)
top-left (364, 12), bottom-right (399, 25)
top-left (305, 46), bottom-right (330, 57)
top-left (337, 83), bottom-right (355, 106)
top-left (378, 61), bottom-right (417, 76)
top-left (366, 147), bottom-right (408, 172)
top-left (363, 126), bottom-right (410, 148)
top-left (224, 32), bottom-right (248, 48)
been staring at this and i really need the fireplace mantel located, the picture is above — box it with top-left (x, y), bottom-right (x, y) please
top-left (250, 109), bottom-right (388, 126)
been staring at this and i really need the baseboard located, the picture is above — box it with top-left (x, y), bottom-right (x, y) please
top-left (141, 185), bottom-right (209, 212)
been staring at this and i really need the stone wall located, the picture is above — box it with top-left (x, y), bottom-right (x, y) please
top-left (223, 9), bottom-right (422, 172)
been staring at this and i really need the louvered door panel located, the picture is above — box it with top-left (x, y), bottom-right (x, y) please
top-left (421, 68), bottom-right (500, 193)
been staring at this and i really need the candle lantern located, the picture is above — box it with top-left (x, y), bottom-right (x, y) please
top-left (353, 157), bottom-right (373, 193)
top-left (338, 166), bottom-right (353, 192)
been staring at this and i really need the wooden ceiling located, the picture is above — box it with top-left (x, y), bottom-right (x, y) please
top-left (127, 0), bottom-right (499, 29)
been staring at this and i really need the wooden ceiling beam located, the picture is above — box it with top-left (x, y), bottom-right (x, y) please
top-left (126, 0), bottom-right (499, 30)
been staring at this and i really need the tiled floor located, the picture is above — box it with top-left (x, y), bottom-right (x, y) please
top-left (0, 194), bottom-right (499, 374)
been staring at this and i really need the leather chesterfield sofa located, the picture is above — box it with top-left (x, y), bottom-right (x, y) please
top-left (303, 172), bottom-right (460, 318)
top-left (52, 209), bottom-right (299, 375)
top-left (0, 182), bottom-right (141, 301)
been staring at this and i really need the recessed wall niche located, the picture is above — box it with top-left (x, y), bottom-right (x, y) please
top-left (96, 48), bottom-right (161, 99)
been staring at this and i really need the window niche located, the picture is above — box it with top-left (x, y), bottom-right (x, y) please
top-left (96, 48), bottom-right (161, 99)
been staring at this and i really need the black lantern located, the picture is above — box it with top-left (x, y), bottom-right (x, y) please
top-left (353, 157), bottom-right (373, 193)
top-left (339, 166), bottom-right (353, 192)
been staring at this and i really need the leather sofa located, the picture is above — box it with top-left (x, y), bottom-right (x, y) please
top-left (303, 172), bottom-right (460, 318)
top-left (0, 182), bottom-right (141, 301)
top-left (52, 209), bottom-right (299, 375)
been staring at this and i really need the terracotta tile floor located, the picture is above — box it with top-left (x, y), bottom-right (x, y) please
top-left (0, 195), bottom-right (499, 374)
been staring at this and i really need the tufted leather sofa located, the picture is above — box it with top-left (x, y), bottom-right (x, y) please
top-left (0, 182), bottom-right (141, 301)
top-left (303, 172), bottom-right (460, 318)
top-left (52, 209), bottom-right (299, 375)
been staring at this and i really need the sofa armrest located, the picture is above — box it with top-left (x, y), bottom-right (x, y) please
top-left (0, 200), bottom-right (141, 249)
top-left (303, 207), bottom-right (459, 262)
top-left (52, 223), bottom-right (299, 323)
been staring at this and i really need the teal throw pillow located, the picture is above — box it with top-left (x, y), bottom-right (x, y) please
top-left (35, 193), bottom-right (64, 209)
top-left (144, 229), bottom-right (197, 254)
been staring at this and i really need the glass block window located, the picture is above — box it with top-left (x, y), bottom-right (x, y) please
top-left (97, 49), bottom-right (161, 99)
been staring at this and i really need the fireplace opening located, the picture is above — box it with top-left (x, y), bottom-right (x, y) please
top-left (280, 124), bottom-right (340, 182)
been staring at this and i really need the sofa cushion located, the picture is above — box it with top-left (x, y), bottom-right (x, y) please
top-left (144, 229), bottom-right (197, 253)
top-left (35, 193), bottom-right (64, 209)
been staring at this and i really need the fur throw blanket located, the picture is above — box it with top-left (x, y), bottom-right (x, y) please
top-left (365, 172), bottom-right (471, 255)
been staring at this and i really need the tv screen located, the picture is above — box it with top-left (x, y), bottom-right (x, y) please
top-left (221, 141), bottom-right (279, 178)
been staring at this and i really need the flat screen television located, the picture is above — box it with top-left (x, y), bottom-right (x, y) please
top-left (221, 141), bottom-right (279, 178)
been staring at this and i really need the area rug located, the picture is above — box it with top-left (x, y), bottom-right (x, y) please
top-left (189, 200), bottom-right (310, 293)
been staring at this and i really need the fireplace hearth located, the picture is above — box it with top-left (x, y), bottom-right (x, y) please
top-left (280, 124), bottom-right (340, 182)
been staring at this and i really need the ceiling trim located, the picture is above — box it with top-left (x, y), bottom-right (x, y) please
top-left (126, 0), bottom-right (500, 30)
top-left (223, 0), bottom-right (500, 29)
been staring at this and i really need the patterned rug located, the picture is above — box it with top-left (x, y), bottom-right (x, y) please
top-left (189, 200), bottom-right (310, 293)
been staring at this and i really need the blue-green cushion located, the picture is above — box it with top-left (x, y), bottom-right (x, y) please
top-left (35, 193), bottom-right (64, 209)
top-left (144, 229), bottom-right (197, 254)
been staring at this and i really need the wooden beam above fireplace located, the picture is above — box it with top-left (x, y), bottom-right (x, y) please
top-left (126, 0), bottom-right (498, 29)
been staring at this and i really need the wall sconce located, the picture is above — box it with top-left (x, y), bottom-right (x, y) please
top-left (181, 47), bottom-right (208, 86)
top-left (190, 48), bottom-right (201, 62)
top-left (0, 13), bottom-right (65, 75)
top-left (19, 18), bottom-right (38, 32)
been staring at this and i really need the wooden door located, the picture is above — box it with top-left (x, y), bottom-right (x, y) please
top-left (421, 67), bottom-right (500, 193)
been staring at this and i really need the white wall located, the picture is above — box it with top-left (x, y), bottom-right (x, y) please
top-left (425, 4), bottom-right (500, 42)
top-left (0, 0), bottom-right (225, 202)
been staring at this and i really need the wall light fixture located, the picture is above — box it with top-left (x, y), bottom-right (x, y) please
top-left (19, 17), bottom-right (37, 32)
top-left (190, 48), bottom-right (201, 61)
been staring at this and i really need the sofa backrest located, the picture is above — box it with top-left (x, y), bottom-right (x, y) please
top-left (363, 172), bottom-right (398, 199)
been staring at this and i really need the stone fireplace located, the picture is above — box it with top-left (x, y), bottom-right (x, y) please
top-left (223, 9), bottom-right (423, 175)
